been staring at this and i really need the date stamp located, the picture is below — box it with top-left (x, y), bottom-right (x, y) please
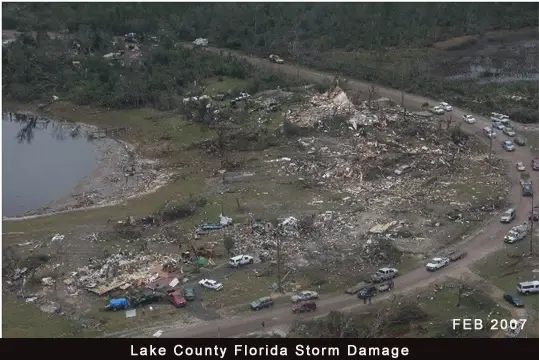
top-left (452, 318), bottom-right (527, 331)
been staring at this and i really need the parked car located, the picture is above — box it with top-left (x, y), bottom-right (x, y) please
top-left (292, 300), bottom-right (317, 313)
top-left (291, 290), bottom-right (319, 303)
top-left (517, 281), bottom-right (539, 295)
top-left (503, 127), bottom-right (516, 137)
top-left (430, 106), bottom-right (444, 115)
top-left (483, 127), bottom-right (496, 138)
top-left (269, 54), bottom-right (284, 64)
top-left (345, 281), bottom-right (371, 295)
top-left (250, 296), bottom-right (273, 311)
top-left (229, 254), bottom-right (254, 267)
top-left (522, 183), bottom-right (533, 197)
top-left (515, 137), bottom-right (526, 146)
top-left (503, 140), bottom-right (515, 152)
top-left (533, 158), bottom-right (539, 171)
top-left (462, 114), bottom-right (476, 124)
top-left (492, 120), bottom-right (506, 131)
top-left (504, 225), bottom-right (528, 244)
top-left (370, 267), bottom-right (399, 283)
top-left (516, 162), bottom-right (526, 172)
top-left (166, 289), bottom-right (187, 308)
top-left (130, 292), bottom-right (163, 308)
top-left (425, 257), bottom-right (450, 271)
top-left (183, 287), bottom-right (196, 301)
top-left (503, 293), bottom-right (524, 307)
top-left (529, 206), bottom-right (539, 221)
top-left (500, 208), bottom-right (516, 223)
top-left (198, 279), bottom-right (223, 291)
top-left (357, 285), bottom-right (377, 299)
top-left (440, 102), bottom-right (453, 111)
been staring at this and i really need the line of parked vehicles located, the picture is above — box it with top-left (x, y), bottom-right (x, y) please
top-left (104, 287), bottom-right (196, 311)
top-left (499, 205), bottom-right (538, 245)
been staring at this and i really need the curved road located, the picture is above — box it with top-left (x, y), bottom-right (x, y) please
top-left (142, 47), bottom-right (538, 338)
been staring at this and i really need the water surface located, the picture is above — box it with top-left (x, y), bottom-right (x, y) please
top-left (2, 113), bottom-right (99, 216)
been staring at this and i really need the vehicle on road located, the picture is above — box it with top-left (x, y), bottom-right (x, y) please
top-left (250, 296), bottom-right (273, 311)
top-left (483, 127), bottom-right (496, 138)
top-left (357, 285), bottom-right (377, 299)
top-left (291, 290), bottom-right (319, 303)
top-left (166, 289), bottom-right (187, 308)
top-left (492, 121), bottom-right (505, 131)
top-left (533, 158), bottom-right (539, 171)
top-left (183, 287), bottom-right (196, 301)
top-left (529, 206), bottom-right (539, 221)
top-left (504, 225), bottom-right (528, 244)
top-left (503, 140), bottom-right (515, 152)
top-left (269, 54), bottom-right (284, 64)
top-left (198, 279), bottom-right (223, 291)
top-left (429, 106), bottom-right (444, 115)
top-left (500, 208), bottom-right (516, 223)
top-left (503, 127), bottom-right (516, 137)
top-left (522, 183), bottom-right (533, 197)
top-left (516, 162), bottom-right (526, 172)
top-left (517, 281), bottom-right (539, 295)
top-left (503, 293), bottom-right (524, 307)
top-left (292, 300), bottom-right (317, 313)
top-left (229, 254), bottom-right (254, 267)
top-left (439, 102), bottom-right (453, 111)
top-left (370, 267), bottom-right (399, 283)
top-left (425, 257), bottom-right (450, 271)
top-left (105, 297), bottom-right (129, 311)
top-left (462, 114), bottom-right (476, 124)
top-left (345, 281), bottom-right (371, 294)
top-left (515, 137), bottom-right (526, 146)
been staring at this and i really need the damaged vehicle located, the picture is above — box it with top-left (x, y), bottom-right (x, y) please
top-left (462, 114), bottom-right (476, 124)
top-left (105, 297), bottom-right (129, 311)
top-left (166, 289), bottom-right (187, 308)
top-left (130, 292), bottom-right (163, 308)
top-left (439, 102), bottom-right (453, 111)
top-left (357, 285), bottom-right (377, 299)
top-left (516, 162), bottom-right (526, 172)
top-left (500, 208), bottom-right (516, 223)
top-left (345, 281), bottom-right (372, 295)
top-left (370, 267), bottom-right (399, 283)
top-left (503, 127), bottom-right (516, 137)
top-left (228, 254), bottom-right (254, 267)
top-left (394, 164), bottom-right (412, 176)
top-left (183, 287), bottom-right (196, 301)
top-left (250, 296), bottom-right (273, 311)
top-left (292, 300), bottom-right (317, 313)
top-left (504, 225), bottom-right (528, 244)
top-left (529, 206), bottom-right (539, 221)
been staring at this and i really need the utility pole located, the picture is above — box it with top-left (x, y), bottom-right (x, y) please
top-left (276, 231), bottom-right (282, 293)
top-left (530, 184), bottom-right (534, 256)
top-left (488, 135), bottom-right (493, 165)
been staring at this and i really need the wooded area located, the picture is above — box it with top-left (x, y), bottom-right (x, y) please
top-left (3, 3), bottom-right (538, 117)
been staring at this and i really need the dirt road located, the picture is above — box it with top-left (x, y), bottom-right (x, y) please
top-left (128, 47), bottom-right (538, 338)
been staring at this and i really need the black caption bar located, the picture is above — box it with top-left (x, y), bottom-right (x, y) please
top-left (2, 338), bottom-right (533, 358)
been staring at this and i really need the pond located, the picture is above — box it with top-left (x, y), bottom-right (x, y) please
top-left (2, 112), bottom-right (99, 217)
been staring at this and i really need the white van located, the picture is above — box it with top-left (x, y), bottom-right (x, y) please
top-left (517, 280), bottom-right (539, 295)
top-left (229, 255), bottom-right (254, 267)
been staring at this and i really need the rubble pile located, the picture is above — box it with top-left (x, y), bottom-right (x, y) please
top-left (68, 252), bottom-right (180, 292)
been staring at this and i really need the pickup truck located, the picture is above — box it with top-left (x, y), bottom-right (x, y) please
top-left (370, 267), bottom-right (399, 283)
top-left (426, 257), bottom-right (450, 271)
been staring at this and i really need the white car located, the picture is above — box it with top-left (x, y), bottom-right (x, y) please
top-left (228, 254), bottom-right (254, 267)
top-left (425, 257), bottom-right (450, 271)
top-left (492, 121), bottom-right (505, 131)
top-left (198, 279), bottom-right (223, 291)
top-left (440, 102), bottom-right (453, 111)
top-left (516, 162), bottom-right (526, 171)
top-left (394, 164), bottom-right (412, 175)
top-left (290, 290), bottom-right (319, 303)
top-left (462, 114), bottom-right (476, 124)
top-left (430, 106), bottom-right (444, 115)
top-left (503, 127), bottom-right (516, 137)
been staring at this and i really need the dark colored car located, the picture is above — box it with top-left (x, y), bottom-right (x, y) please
top-left (533, 158), bottom-right (539, 171)
top-left (130, 292), bottom-right (162, 307)
top-left (503, 293), bottom-right (524, 308)
top-left (183, 287), bottom-right (196, 301)
top-left (292, 300), bottom-right (317, 313)
top-left (530, 207), bottom-right (539, 221)
top-left (250, 296), bottom-right (273, 311)
top-left (515, 137), bottom-right (526, 146)
top-left (166, 289), bottom-right (187, 308)
top-left (522, 184), bottom-right (533, 197)
top-left (357, 285), bottom-right (377, 299)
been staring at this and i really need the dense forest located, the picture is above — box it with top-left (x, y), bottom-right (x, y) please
top-left (3, 3), bottom-right (538, 119)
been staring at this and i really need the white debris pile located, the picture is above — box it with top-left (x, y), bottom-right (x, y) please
top-left (69, 252), bottom-right (178, 289)
top-left (285, 86), bottom-right (380, 128)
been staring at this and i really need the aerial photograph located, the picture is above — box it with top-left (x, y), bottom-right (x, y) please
top-left (2, 2), bottom-right (538, 339)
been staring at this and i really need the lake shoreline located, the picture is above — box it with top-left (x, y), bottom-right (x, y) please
top-left (2, 107), bottom-right (171, 221)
